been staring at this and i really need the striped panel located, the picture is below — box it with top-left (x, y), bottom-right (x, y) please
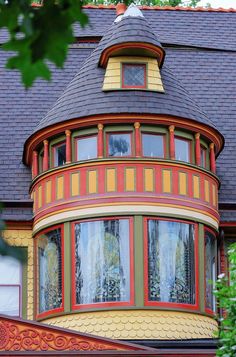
top-left (88, 170), bottom-right (97, 194)
top-left (45, 180), bottom-right (52, 204)
top-left (204, 180), bottom-right (210, 202)
top-left (71, 172), bottom-right (80, 197)
top-left (38, 185), bottom-right (42, 209)
top-left (162, 169), bottom-right (171, 193)
top-left (193, 175), bottom-right (200, 199)
top-left (106, 168), bottom-right (116, 192)
top-left (56, 176), bottom-right (64, 200)
top-left (144, 168), bottom-right (154, 192)
top-left (125, 168), bottom-right (135, 191)
top-left (179, 172), bottom-right (187, 195)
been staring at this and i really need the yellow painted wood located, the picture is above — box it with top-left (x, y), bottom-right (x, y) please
top-left (193, 175), bottom-right (200, 199)
top-left (212, 184), bottom-right (216, 206)
top-left (106, 168), bottom-right (116, 192)
top-left (162, 169), bottom-right (171, 193)
top-left (103, 56), bottom-right (164, 92)
top-left (38, 185), bottom-right (42, 208)
top-left (56, 176), bottom-right (64, 200)
top-left (144, 168), bottom-right (154, 192)
top-left (88, 170), bottom-right (97, 194)
top-left (71, 172), bottom-right (80, 197)
top-left (204, 180), bottom-right (210, 202)
top-left (125, 168), bottom-right (135, 191)
top-left (45, 180), bottom-right (52, 204)
top-left (179, 172), bottom-right (187, 195)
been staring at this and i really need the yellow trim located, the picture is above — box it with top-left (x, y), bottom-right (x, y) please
top-left (106, 168), bottom-right (116, 192)
top-left (212, 184), bottom-right (216, 207)
top-left (144, 168), bottom-right (154, 192)
top-left (193, 175), bottom-right (200, 199)
top-left (179, 172), bottom-right (187, 195)
top-left (162, 169), bottom-right (171, 193)
top-left (88, 170), bottom-right (97, 194)
top-left (38, 185), bottom-right (42, 209)
top-left (125, 168), bottom-right (135, 191)
top-left (45, 180), bottom-right (52, 204)
top-left (56, 176), bottom-right (64, 200)
top-left (71, 172), bottom-right (80, 197)
top-left (204, 180), bottom-right (210, 202)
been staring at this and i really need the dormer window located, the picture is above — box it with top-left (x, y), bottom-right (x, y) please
top-left (122, 63), bottom-right (146, 89)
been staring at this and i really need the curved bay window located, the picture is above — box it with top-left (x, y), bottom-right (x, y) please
top-left (205, 229), bottom-right (216, 313)
top-left (37, 227), bottom-right (63, 317)
top-left (72, 218), bottom-right (133, 309)
top-left (145, 218), bottom-right (197, 309)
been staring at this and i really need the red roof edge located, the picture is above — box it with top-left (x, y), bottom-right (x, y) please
top-left (31, 3), bottom-right (236, 12)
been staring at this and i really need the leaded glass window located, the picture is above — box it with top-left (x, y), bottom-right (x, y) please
top-left (74, 219), bottom-right (130, 305)
top-left (122, 64), bottom-right (146, 88)
top-left (37, 228), bottom-right (62, 314)
top-left (147, 219), bottom-right (195, 304)
top-left (205, 230), bottom-right (216, 311)
top-left (108, 133), bottom-right (131, 157)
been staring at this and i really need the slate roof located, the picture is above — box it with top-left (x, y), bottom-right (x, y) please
top-left (0, 7), bottom-right (236, 221)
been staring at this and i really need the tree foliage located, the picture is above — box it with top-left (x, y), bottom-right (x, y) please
top-left (215, 243), bottom-right (236, 357)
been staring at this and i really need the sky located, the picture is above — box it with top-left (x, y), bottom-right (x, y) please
top-left (198, 0), bottom-right (236, 8)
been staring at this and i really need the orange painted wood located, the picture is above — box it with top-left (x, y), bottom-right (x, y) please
top-left (32, 150), bottom-right (38, 178)
top-left (210, 143), bottom-right (216, 173)
top-left (134, 122), bottom-right (141, 157)
top-left (169, 125), bottom-right (175, 160)
top-left (195, 133), bottom-right (201, 166)
top-left (98, 123), bottom-right (104, 158)
top-left (43, 140), bottom-right (49, 171)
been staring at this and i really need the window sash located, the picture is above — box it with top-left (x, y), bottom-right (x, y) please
top-left (175, 138), bottom-right (191, 163)
top-left (142, 133), bottom-right (165, 158)
top-left (122, 63), bottom-right (146, 89)
top-left (76, 135), bottom-right (98, 161)
top-left (107, 132), bottom-right (132, 157)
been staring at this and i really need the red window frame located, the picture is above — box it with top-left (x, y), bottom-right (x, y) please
top-left (204, 227), bottom-right (217, 315)
top-left (35, 224), bottom-right (64, 319)
top-left (174, 136), bottom-right (192, 163)
top-left (52, 141), bottom-right (66, 168)
top-left (106, 131), bottom-right (133, 158)
top-left (200, 145), bottom-right (207, 169)
top-left (141, 132), bottom-right (166, 158)
top-left (143, 217), bottom-right (199, 311)
top-left (122, 63), bottom-right (147, 89)
top-left (71, 217), bottom-right (134, 310)
top-left (75, 134), bottom-right (98, 162)
top-left (0, 260), bottom-right (22, 317)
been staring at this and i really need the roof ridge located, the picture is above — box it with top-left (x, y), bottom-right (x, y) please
top-left (81, 4), bottom-right (236, 13)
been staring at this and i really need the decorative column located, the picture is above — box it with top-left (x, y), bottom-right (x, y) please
top-left (65, 130), bottom-right (71, 163)
top-left (32, 150), bottom-right (38, 178)
top-left (210, 142), bottom-right (216, 173)
top-left (169, 125), bottom-right (175, 160)
top-left (134, 122), bottom-right (141, 157)
top-left (43, 140), bottom-right (49, 171)
top-left (195, 133), bottom-right (201, 166)
top-left (98, 123), bottom-right (104, 158)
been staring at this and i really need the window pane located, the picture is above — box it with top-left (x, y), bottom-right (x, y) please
top-left (142, 134), bottom-right (164, 158)
top-left (54, 143), bottom-right (66, 167)
top-left (175, 138), bottom-right (190, 162)
top-left (0, 256), bottom-right (21, 284)
top-left (108, 133), bottom-right (131, 157)
top-left (75, 219), bottom-right (130, 305)
top-left (123, 64), bottom-right (145, 87)
top-left (205, 231), bottom-right (216, 311)
top-left (38, 228), bottom-right (62, 313)
top-left (148, 220), bottom-right (195, 304)
top-left (200, 147), bottom-right (206, 168)
top-left (0, 286), bottom-right (20, 316)
top-left (77, 136), bottom-right (97, 161)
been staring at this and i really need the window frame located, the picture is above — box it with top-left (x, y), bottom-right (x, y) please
top-left (122, 63), bottom-right (147, 89)
top-left (0, 257), bottom-right (22, 317)
top-left (35, 224), bottom-right (64, 319)
top-left (71, 217), bottom-right (134, 310)
top-left (52, 141), bottom-right (66, 168)
top-left (75, 134), bottom-right (98, 162)
top-left (106, 131), bottom-right (133, 158)
top-left (141, 132), bottom-right (166, 159)
top-left (143, 217), bottom-right (199, 311)
top-left (204, 227), bottom-right (217, 315)
top-left (174, 136), bottom-right (192, 164)
top-left (200, 145), bottom-right (207, 169)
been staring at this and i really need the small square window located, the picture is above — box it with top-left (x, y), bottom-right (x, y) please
top-left (122, 64), bottom-right (146, 89)
top-left (175, 138), bottom-right (190, 163)
top-left (54, 142), bottom-right (66, 167)
top-left (142, 133), bottom-right (164, 158)
top-left (77, 136), bottom-right (97, 161)
top-left (108, 133), bottom-right (131, 157)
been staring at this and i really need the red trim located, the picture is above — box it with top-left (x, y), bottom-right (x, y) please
top-left (220, 222), bottom-right (236, 227)
top-left (143, 217), bottom-right (199, 311)
top-left (204, 227), bottom-right (217, 316)
top-left (75, 134), bottom-right (98, 161)
top-left (43, 140), bottom-right (49, 171)
top-left (65, 130), bottom-right (71, 163)
top-left (106, 131), bottom-right (133, 158)
top-left (134, 123), bottom-right (141, 157)
top-left (195, 134), bottom-right (201, 166)
top-left (210, 143), bottom-right (216, 174)
top-left (35, 224), bottom-right (64, 319)
top-left (122, 63), bottom-right (147, 89)
top-left (169, 126), bottom-right (175, 160)
top-left (98, 124), bottom-right (104, 158)
top-left (32, 151), bottom-right (38, 178)
top-left (141, 132), bottom-right (165, 159)
top-left (71, 217), bottom-right (134, 310)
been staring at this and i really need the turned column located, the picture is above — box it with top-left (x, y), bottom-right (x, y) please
top-left (43, 140), bottom-right (49, 171)
top-left (65, 130), bottom-right (71, 164)
top-left (210, 142), bottom-right (216, 173)
top-left (169, 125), bottom-right (175, 160)
top-left (98, 123), bottom-right (104, 158)
top-left (134, 122), bottom-right (141, 157)
top-left (195, 133), bottom-right (201, 166)
top-left (32, 150), bottom-right (38, 178)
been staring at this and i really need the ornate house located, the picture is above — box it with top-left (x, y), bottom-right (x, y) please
top-left (0, 3), bottom-right (236, 356)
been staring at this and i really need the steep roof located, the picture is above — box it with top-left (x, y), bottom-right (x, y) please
top-left (33, 5), bottom-right (217, 136)
top-left (0, 7), bottom-right (236, 220)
